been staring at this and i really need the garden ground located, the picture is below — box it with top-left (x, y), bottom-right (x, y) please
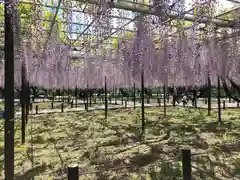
top-left (0, 107), bottom-right (240, 180)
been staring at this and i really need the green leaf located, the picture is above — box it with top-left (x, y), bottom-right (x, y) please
top-left (112, 38), bottom-right (118, 49)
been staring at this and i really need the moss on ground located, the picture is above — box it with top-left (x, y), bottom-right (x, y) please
top-left (0, 107), bottom-right (240, 179)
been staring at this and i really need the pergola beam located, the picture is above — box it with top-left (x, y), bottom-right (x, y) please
top-left (215, 6), bottom-right (240, 18)
top-left (0, 15), bottom-right (136, 33)
top-left (74, 0), bottom-right (237, 28)
top-left (8, 0), bottom-right (237, 28)
top-left (0, 1), bottom-right (134, 23)
top-left (12, 1), bottom-right (134, 21)
top-left (226, 0), bottom-right (240, 4)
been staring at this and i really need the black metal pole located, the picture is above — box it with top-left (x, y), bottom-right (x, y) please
top-left (207, 74), bottom-right (211, 116)
top-left (104, 76), bottom-right (108, 119)
top-left (67, 164), bottom-right (79, 180)
top-left (163, 85), bottom-right (166, 116)
top-left (217, 76), bottom-right (222, 123)
top-left (141, 71), bottom-right (145, 138)
top-left (21, 64), bottom-right (26, 144)
top-left (114, 87), bottom-right (117, 105)
top-left (86, 85), bottom-right (89, 111)
top-left (133, 83), bottom-right (136, 109)
top-left (182, 149), bottom-right (192, 180)
top-left (26, 82), bottom-right (30, 124)
top-left (4, 0), bottom-right (15, 178)
top-left (61, 103), bottom-right (64, 113)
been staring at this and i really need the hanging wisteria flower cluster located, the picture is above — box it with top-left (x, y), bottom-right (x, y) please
top-left (5, 23), bottom-right (239, 89)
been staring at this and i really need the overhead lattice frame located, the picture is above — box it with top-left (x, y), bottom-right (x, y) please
top-left (0, 0), bottom-right (240, 55)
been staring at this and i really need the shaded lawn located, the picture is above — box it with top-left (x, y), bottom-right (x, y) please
top-left (0, 107), bottom-right (240, 179)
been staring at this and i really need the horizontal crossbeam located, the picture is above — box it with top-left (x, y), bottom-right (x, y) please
top-left (75, 0), bottom-right (238, 28)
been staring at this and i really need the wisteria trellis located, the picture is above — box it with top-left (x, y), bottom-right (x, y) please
top-left (4, 30), bottom-right (240, 90)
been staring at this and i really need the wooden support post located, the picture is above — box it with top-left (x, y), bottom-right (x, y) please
top-left (61, 103), bottom-right (64, 113)
top-left (141, 71), bottom-right (145, 138)
top-left (104, 76), bottom-right (108, 119)
top-left (163, 85), bottom-right (167, 116)
top-left (86, 86), bottom-right (89, 110)
top-left (133, 83), bottom-right (136, 109)
top-left (182, 149), bottom-right (192, 180)
top-left (158, 98), bottom-right (161, 107)
top-left (89, 95), bottom-right (92, 107)
top-left (173, 95), bottom-right (176, 107)
top-left (207, 74), bottom-right (212, 116)
top-left (36, 105), bottom-right (38, 114)
top-left (21, 102), bottom-right (25, 144)
top-left (147, 97), bottom-right (150, 104)
top-left (30, 103), bottom-right (32, 111)
top-left (21, 63), bottom-right (27, 144)
top-left (223, 100), bottom-right (226, 109)
top-left (67, 164), bottom-right (79, 180)
top-left (26, 82), bottom-right (30, 124)
top-left (67, 90), bottom-right (70, 104)
top-left (85, 103), bottom-right (88, 111)
top-left (217, 76), bottom-right (222, 123)
top-left (4, 1), bottom-right (15, 177)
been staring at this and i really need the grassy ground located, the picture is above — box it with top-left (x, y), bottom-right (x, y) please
top-left (0, 107), bottom-right (240, 179)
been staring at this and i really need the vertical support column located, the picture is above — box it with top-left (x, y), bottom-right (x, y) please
top-left (86, 85), bottom-right (89, 111)
top-left (35, 105), bottom-right (38, 114)
top-left (133, 83), bottom-right (136, 109)
top-left (61, 103), bottom-right (64, 113)
top-left (30, 103), bottom-right (32, 111)
top-left (4, 1), bottom-right (15, 178)
top-left (67, 164), bottom-right (79, 180)
top-left (163, 85), bottom-right (166, 116)
top-left (141, 71), bottom-right (145, 138)
top-left (182, 149), bottom-right (192, 180)
top-left (217, 76), bottom-right (222, 123)
top-left (21, 64), bottom-right (26, 145)
top-left (207, 74), bottom-right (211, 116)
top-left (26, 82), bottom-right (30, 124)
top-left (114, 87), bottom-right (117, 105)
top-left (104, 76), bottom-right (108, 119)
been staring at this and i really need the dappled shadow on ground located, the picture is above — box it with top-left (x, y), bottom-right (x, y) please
top-left (14, 164), bottom-right (47, 180)
top-left (0, 107), bottom-right (240, 179)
